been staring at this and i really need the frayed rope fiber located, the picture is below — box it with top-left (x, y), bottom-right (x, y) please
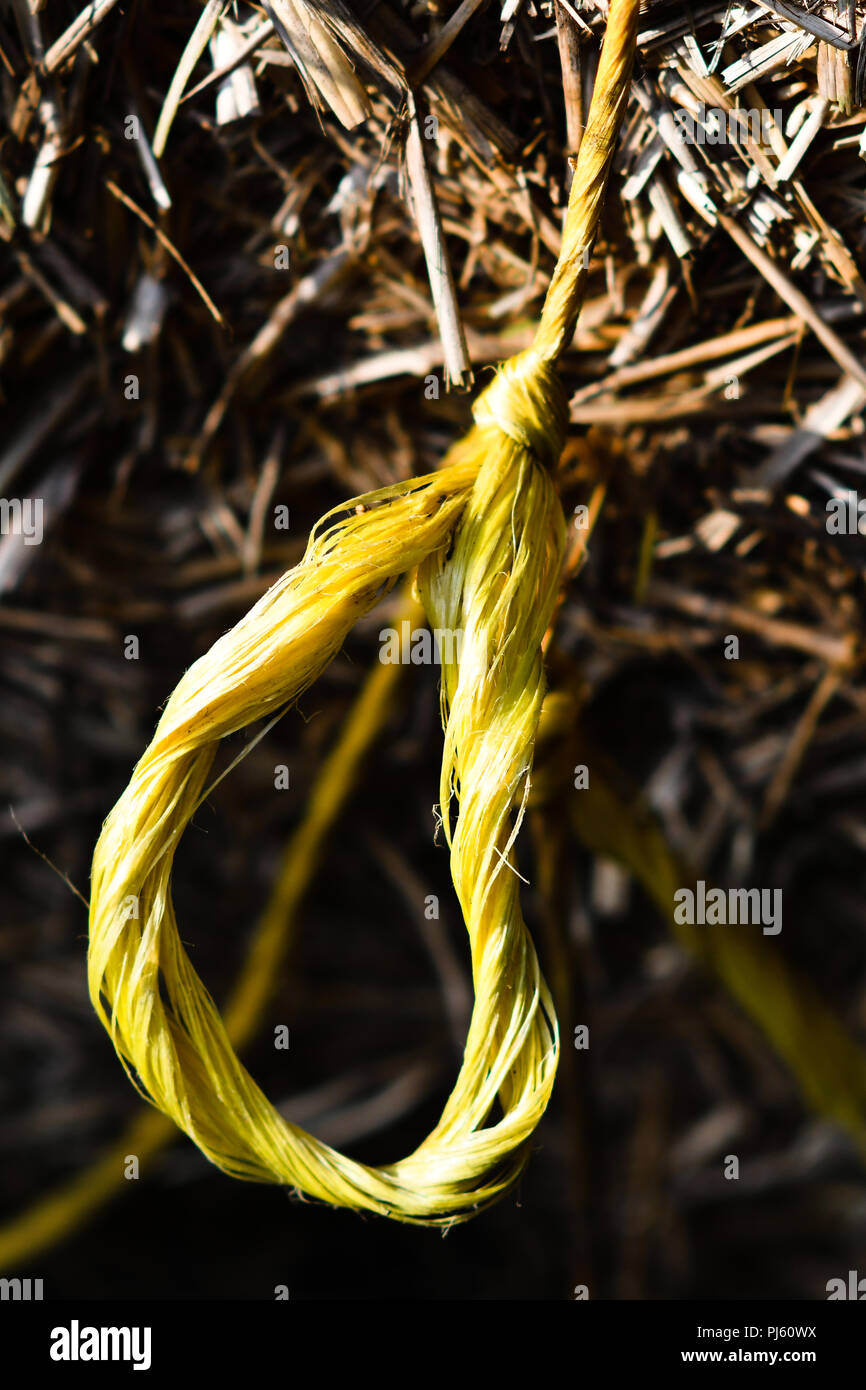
top-left (88, 0), bottom-right (640, 1223)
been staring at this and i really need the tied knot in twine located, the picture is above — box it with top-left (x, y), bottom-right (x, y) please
top-left (471, 349), bottom-right (568, 472)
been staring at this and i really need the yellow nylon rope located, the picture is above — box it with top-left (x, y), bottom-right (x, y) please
top-left (533, 688), bottom-right (866, 1153)
top-left (87, 0), bottom-right (641, 1223)
top-left (0, 597), bottom-right (417, 1271)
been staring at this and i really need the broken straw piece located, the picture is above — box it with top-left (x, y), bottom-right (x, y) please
top-left (263, 0), bottom-right (372, 129)
top-left (122, 275), bottom-right (169, 353)
top-left (210, 17), bottom-right (261, 126)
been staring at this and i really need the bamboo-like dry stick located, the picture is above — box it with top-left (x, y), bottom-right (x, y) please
top-left (556, 0), bottom-right (586, 161)
top-left (404, 91), bottom-right (473, 391)
top-left (409, 0), bottom-right (487, 83)
top-left (46, 0), bottom-right (123, 72)
top-left (152, 0), bottom-right (226, 158)
top-left (754, 374), bottom-right (866, 487)
top-left (718, 211), bottom-right (866, 392)
top-left (573, 315), bottom-right (802, 400)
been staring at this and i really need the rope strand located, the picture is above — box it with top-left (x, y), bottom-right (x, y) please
top-left (533, 0), bottom-right (640, 365)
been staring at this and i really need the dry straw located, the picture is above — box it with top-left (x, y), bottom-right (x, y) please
top-left (87, 0), bottom-right (641, 1223)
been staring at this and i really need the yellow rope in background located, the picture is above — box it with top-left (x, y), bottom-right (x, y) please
top-left (86, 0), bottom-right (641, 1223)
top-left (533, 687), bottom-right (866, 1153)
top-left (0, 594), bottom-right (418, 1270)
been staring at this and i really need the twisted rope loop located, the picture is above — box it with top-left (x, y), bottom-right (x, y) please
top-left (87, 0), bottom-right (640, 1222)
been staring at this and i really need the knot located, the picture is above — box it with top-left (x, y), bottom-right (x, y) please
top-left (471, 348), bottom-right (568, 470)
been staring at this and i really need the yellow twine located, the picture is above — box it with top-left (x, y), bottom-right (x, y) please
top-left (0, 597), bottom-right (417, 1271)
top-left (87, 0), bottom-right (641, 1223)
top-left (533, 688), bottom-right (866, 1153)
